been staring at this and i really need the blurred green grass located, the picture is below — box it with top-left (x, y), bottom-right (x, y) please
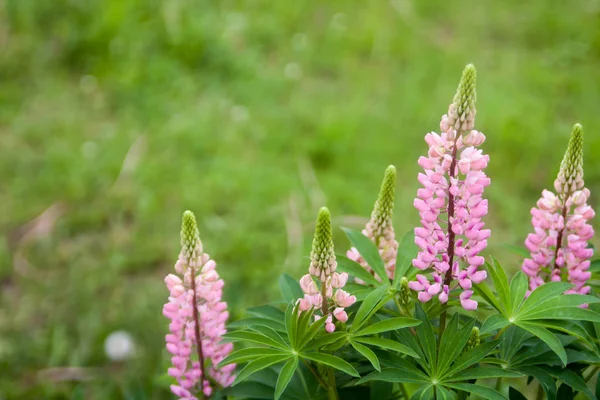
top-left (0, 0), bottom-right (599, 398)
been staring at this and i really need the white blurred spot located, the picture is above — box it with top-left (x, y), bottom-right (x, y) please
top-left (331, 13), bottom-right (348, 32)
top-left (226, 12), bottom-right (247, 32)
top-left (230, 105), bottom-right (250, 122)
top-left (292, 33), bottom-right (308, 51)
top-left (284, 63), bottom-right (303, 80)
top-left (80, 75), bottom-right (98, 93)
top-left (104, 331), bottom-right (135, 361)
top-left (81, 141), bottom-right (98, 159)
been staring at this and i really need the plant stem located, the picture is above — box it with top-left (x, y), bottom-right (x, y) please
top-left (327, 368), bottom-right (339, 400)
top-left (400, 383), bottom-right (410, 399)
top-left (495, 377), bottom-right (502, 391)
top-left (493, 325), bottom-right (508, 340)
top-left (439, 142), bottom-right (459, 340)
top-left (321, 282), bottom-right (329, 316)
top-left (553, 201), bottom-right (570, 270)
top-left (190, 266), bottom-right (208, 400)
top-left (535, 382), bottom-right (544, 400)
top-left (302, 360), bottom-right (329, 390)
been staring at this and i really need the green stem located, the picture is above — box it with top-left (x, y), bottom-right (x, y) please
top-left (302, 360), bottom-right (328, 390)
top-left (493, 325), bottom-right (508, 340)
top-left (327, 368), bottom-right (338, 400)
top-left (535, 382), bottom-right (544, 400)
top-left (495, 377), bottom-right (502, 392)
top-left (297, 364), bottom-right (311, 398)
top-left (400, 383), bottom-right (410, 399)
top-left (584, 366), bottom-right (599, 382)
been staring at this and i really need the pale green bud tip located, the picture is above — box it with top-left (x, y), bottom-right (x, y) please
top-left (466, 326), bottom-right (480, 350)
top-left (449, 64), bottom-right (477, 132)
top-left (373, 165), bottom-right (397, 222)
top-left (309, 207), bottom-right (336, 280)
top-left (555, 123), bottom-right (585, 193)
top-left (181, 210), bottom-right (200, 263)
top-left (399, 277), bottom-right (411, 307)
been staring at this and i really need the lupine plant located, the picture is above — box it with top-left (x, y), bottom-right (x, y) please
top-left (162, 65), bottom-right (600, 399)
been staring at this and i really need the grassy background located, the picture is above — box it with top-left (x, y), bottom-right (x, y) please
top-left (1, 0), bottom-right (599, 398)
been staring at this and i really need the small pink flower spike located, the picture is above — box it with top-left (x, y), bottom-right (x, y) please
top-left (299, 207), bottom-right (356, 332)
top-left (163, 211), bottom-right (235, 399)
top-left (348, 166), bottom-right (399, 282)
top-left (522, 124), bottom-right (594, 299)
top-left (409, 64), bottom-right (490, 310)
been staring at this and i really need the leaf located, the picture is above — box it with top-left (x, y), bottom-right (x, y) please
top-left (509, 271), bottom-right (528, 315)
top-left (542, 366), bottom-right (597, 400)
top-left (370, 382), bottom-right (393, 400)
top-left (350, 340), bottom-right (380, 371)
top-left (393, 230), bottom-right (417, 287)
top-left (500, 325), bottom-right (531, 364)
top-left (295, 307), bottom-right (314, 348)
top-left (518, 282), bottom-right (572, 315)
top-left (522, 307), bottom-right (600, 323)
top-left (480, 314), bottom-right (510, 335)
top-left (300, 352), bottom-right (360, 377)
top-left (279, 274), bottom-right (304, 303)
top-left (414, 303), bottom-right (437, 372)
top-left (350, 285), bottom-right (390, 333)
top-left (518, 366), bottom-right (557, 400)
top-left (354, 336), bottom-right (420, 358)
top-left (303, 332), bottom-right (347, 351)
top-left (516, 322), bottom-right (567, 366)
top-left (247, 325), bottom-right (288, 347)
top-left (274, 357), bottom-right (298, 400)
top-left (296, 311), bottom-right (327, 350)
top-left (223, 381), bottom-right (275, 399)
top-left (487, 258), bottom-right (511, 313)
top-left (337, 255), bottom-right (380, 286)
top-left (342, 227), bottom-right (389, 283)
top-left (285, 304), bottom-right (297, 349)
top-left (355, 317), bottom-right (421, 336)
top-left (445, 367), bottom-right (523, 381)
top-left (437, 315), bottom-right (475, 376)
top-left (233, 355), bottom-right (292, 385)
top-left (474, 281), bottom-right (505, 314)
top-left (222, 330), bottom-right (290, 350)
top-left (410, 385), bottom-right (435, 400)
top-left (443, 383), bottom-right (506, 400)
top-left (228, 317), bottom-right (286, 332)
top-left (217, 347), bottom-right (291, 368)
top-left (590, 259), bottom-right (600, 273)
top-left (248, 305), bottom-right (286, 323)
top-left (356, 368), bottom-right (430, 384)
top-left (441, 340), bottom-right (501, 379)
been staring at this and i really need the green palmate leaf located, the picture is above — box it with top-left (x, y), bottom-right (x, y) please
top-left (354, 336), bottom-right (420, 358)
top-left (508, 386), bottom-right (528, 400)
top-left (370, 381), bottom-right (393, 400)
top-left (248, 305), bottom-right (287, 322)
top-left (295, 307), bottom-right (314, 347)
top-left (274, 356), bottom-right (298, 400)
top-left (351, 285), bottom-right (391, 333)
top-left (233, 355), bottom-right (292, 385)
top-left (296, 312), bottom-right (327, 350)
top-left (247, 325), bottom-right (288, 347)
top-left (509, 334), bottom-right (576, 367)
top-left (229, 317), bottom-right (286, 332)
top-left (481, 313), bottom-right (509, 335)
top-left (500, 325), bottom-right (530, 363)
top-left (410, 385), bottom-right (435, 400)
top-left (443, 383), bottom-right (506, 400)
top-left (516, 322), bottom-right (567, 366)
top-left (474, 280), bottom-right (505, 314)
top-left (356, 368), bottom-right (430, 384)
top-left (279, 274), bottom-right (304, 303)
top-left (436, 386), bottom-right (457, 400)
top-left (350, 340), bottom-right (380, 371)
top-left (394, 329), bottom-right (427, 367)
top-left (445, 366), bottom-right (522, 381)
top-left (217, 347), bottom-right (291, 368)
top-left (300, 352), bottom-right (360, 377)
top-left (303, 331), bottom-right (347, 351)
top-left (222, 330), bottom-right (289, 350)
top-left (509, 271), bottom-right (528, 315)
top-left (393, 230), bottom-right (417, 287)
top-left (223, 381), bottom-right (275, 399)
top-left (285, 303), bottom-right (297, 349)
top-left (542, 367), bottom-right (597, 400)
top-left (518, 366), bottom-right (557, 400)
top-left (518, 282), bottom-right (572, 315)
top-left (521, 307), bottom-right (600, 323)
top-left (337, 255), bottom-right (380, 286)
top-left (590, 259), bottom-right (600, 273)
top-left (355, 317), bottom-right (420, 336)
top-left (437, 315), bottom-right (475, 376)
top-left (441, 340), bottom-right (501, 379)
top-left (342, 227), bottom-right (389, 284)
top-left (487, 258), bottom-right (511, 312)
top-left (414, 303), bottom-right (437, 372)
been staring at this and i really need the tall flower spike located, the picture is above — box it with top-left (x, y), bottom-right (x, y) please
top-left (163, 211), bottom-right (235, 400)
top-left (409, 64), bottom-right (490, 311)
top-left (300, 207), bottom-right (356, 332)
top-left (523, 124), bottom-right (594, 299)
top-left (347, 165), bottom-right (399, 281)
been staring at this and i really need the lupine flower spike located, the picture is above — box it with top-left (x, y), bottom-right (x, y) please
top-left (163, 211), bottom-right (235, 399)
top-left (347, 165), bottom-right (399, 281)
top-left (409, 64), bottom-right (491, 311)
top-left (522, 124), bottom-right (595, 298)
top-left (298, 207), bottom-right (356, 332)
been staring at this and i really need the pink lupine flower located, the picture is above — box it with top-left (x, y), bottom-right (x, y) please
top-left (163, 211), bottom-right (235, 399)
top-left (522, 124), bottom-right (594, 298)
top-left (409, 65), bottom-right (490, 310)
top-left (347, 166), bottom-right (398, 282)
top-left (299, 207), bottom-right (356, 332)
